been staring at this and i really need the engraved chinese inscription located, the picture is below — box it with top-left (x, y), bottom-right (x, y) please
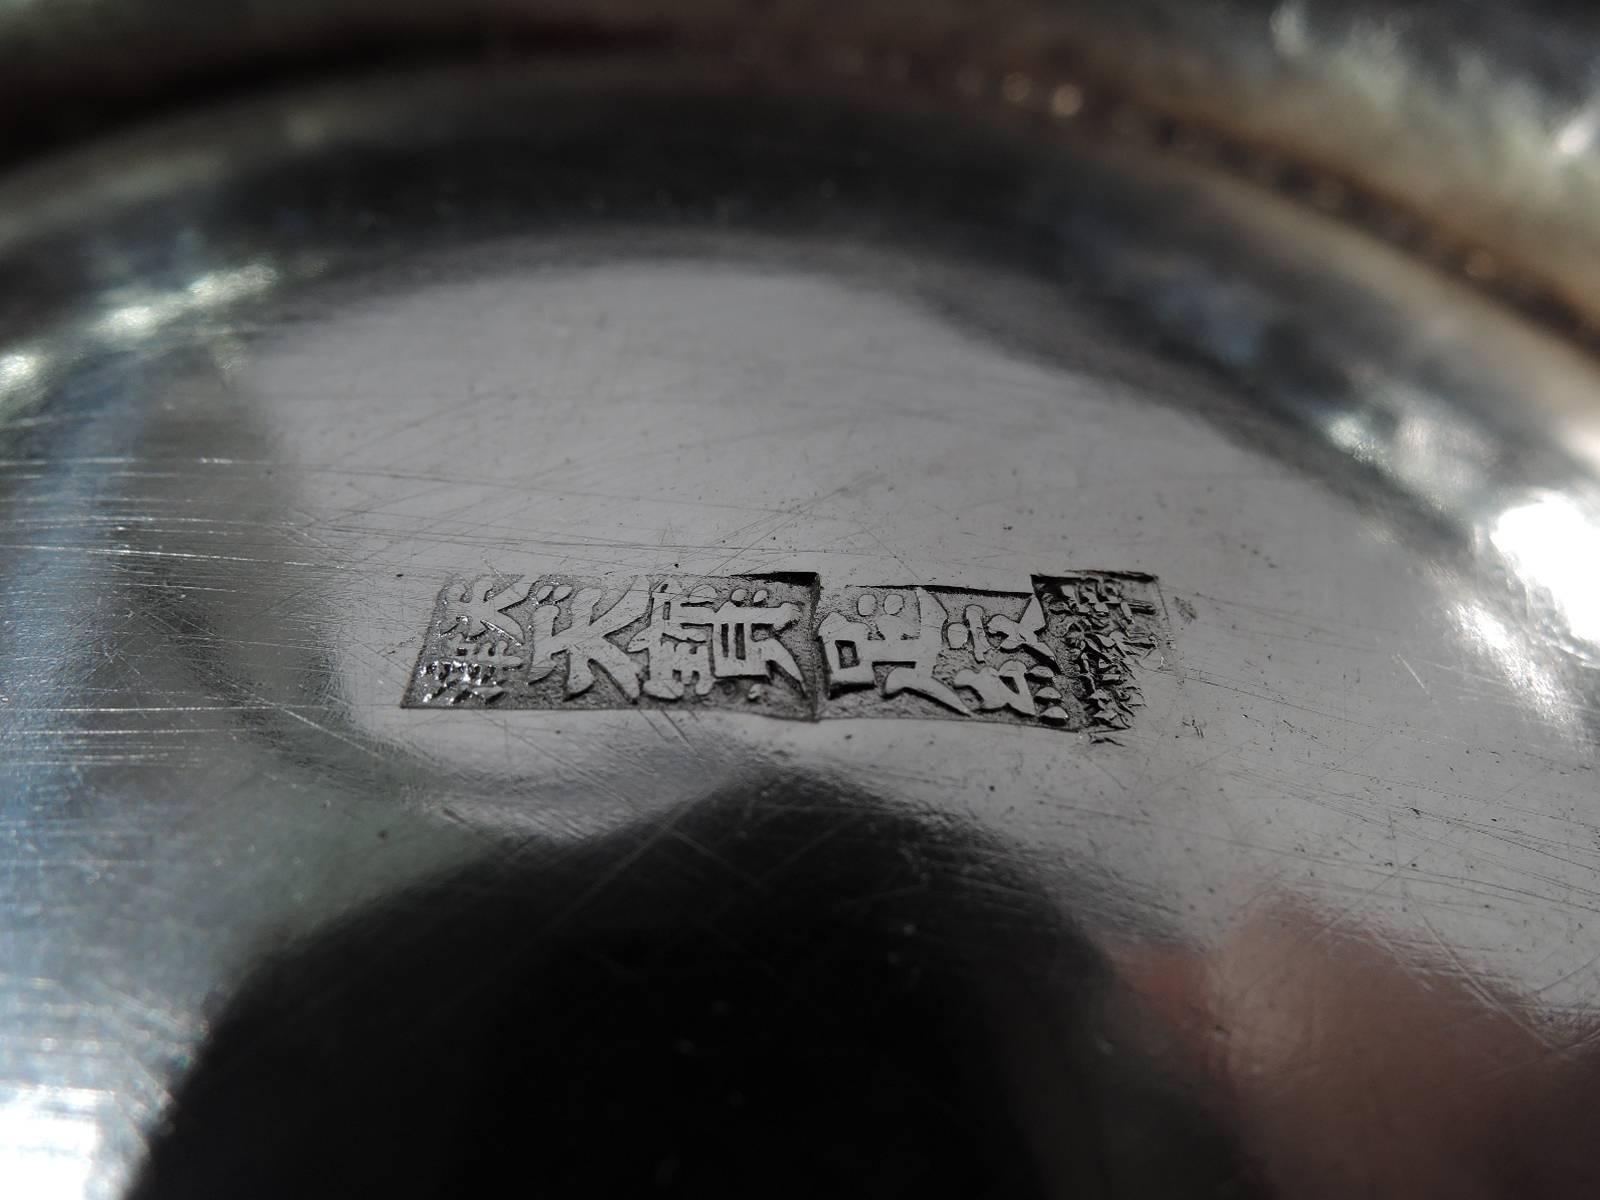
top-left (411, 573), bottom-right (819, 719)
top-left (405, 571), bottom-right (1166, 736)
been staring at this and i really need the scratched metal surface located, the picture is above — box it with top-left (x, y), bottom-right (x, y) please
top-left (2, 43), bottom-right (1600, 1200)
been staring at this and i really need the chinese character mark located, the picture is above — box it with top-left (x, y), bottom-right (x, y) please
top-left (407, 569), bottom-right (1167, 735)
top-left (940, 594), bottom-right (1066, 720)
top-left (817, 587), bottom-right (967, 713)
top-left (420, 640), bottom-right (525, 705)
top-left (525, 577), bottom-right (652, 699)
top-left (629, 583), bottom-right (804, 700)
top-left (1051, 577), bottom-right (1161, 740)
top-left (439, 574), bottom-right (533, 642)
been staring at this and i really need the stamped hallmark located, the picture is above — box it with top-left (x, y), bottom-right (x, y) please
top-left (404, 571), bottom-right (1166, 737)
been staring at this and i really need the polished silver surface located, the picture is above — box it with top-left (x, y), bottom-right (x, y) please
top-left (3, 17), bottom-right (1600, 1200)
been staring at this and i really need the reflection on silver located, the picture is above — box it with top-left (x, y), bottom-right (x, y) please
top-left (0, 1087), bottom-right (104, 1200)
top-left (95, 264), bottom-right (279, 342)
top-left (1490, 492), bottom-right (1600, 651)
top-left (1451, 599), bottom-right (1579, 732)
top-left (0, 349), bottom-right (38, 390)
top-left (1555, 107), bottom-right (1600, 160)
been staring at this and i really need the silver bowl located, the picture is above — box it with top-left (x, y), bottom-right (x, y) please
top-left (4, 3), bottom-right (1600, 1196)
